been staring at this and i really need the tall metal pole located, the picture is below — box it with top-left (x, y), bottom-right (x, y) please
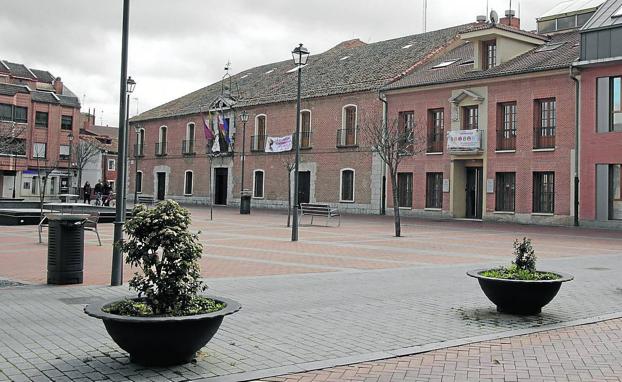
top-left (12, 154), bottom-right (16, 199)
top-left (122, 93), bottom-right (130, 215)
top-left (239, 119), bottom-right (247, 213)
top-left (291, 46), bottom-right (303, 242)
top-left (209, 155), bottom-right (214, 221)
top-left (133, 147), bottom-right (139, 204)
top-left (111, 0), bottom-right (130, 286)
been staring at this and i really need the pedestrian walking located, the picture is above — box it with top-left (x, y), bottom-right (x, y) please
top-left (83, 181), bottom-right (92, 204)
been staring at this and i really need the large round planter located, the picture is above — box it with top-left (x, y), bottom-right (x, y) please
top-left (467, 269), bottom-right (573, 315)
top-left (85, 295), bottom-right (241, 366)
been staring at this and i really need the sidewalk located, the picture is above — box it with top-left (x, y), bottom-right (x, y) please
top-left (261, 318), bottom-right (622, 382)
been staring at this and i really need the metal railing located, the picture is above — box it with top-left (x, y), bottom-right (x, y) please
top-left (336, 128), bottom-right (357, 147)
top-left (533, 127), bottom-right (555, 149)
top-left (496, 129), bottom-right (516, 151)
top-left (251, 135), bottom-right (266, 152)
top-left (300, 131), bottom-right (312, 149)
top-left (134, 144), bottom-right (145, 157)
top-left (155, 142), bottom-right (167, 156)
top-left (427, 131), bottom-right (444, 153)
top-left (182, 140), bottom-right (195, 155)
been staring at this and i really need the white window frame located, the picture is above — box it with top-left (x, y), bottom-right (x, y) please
top-left (59, 144), bottom-right (70, 156)
top-left (252, 169), bottom-right (265, 199)
top-left (339, 168), bottom-right (355, 203)
top-left (184, 170), bottom-right (194, 196)
top-left (33, 143), bottom-right (46, 159)
top-left (341, 104), bottom-right (358, 146)
top-left (186, 122), bottom-right (195, 142)
top-left (136, 170), bottom-right (143, 193)
top-left (137, 128), bottom-right (145, 146)
top-left (254, 114), bottom-right (267, 150)
top-left (107, 158), bottom-right (116, 171)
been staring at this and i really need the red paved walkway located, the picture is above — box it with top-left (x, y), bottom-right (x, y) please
top-left (1, 206), bottom-right (621, 285)
top-left (261, 318), bottom-right (622, 382)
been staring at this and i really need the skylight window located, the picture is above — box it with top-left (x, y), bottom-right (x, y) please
top-left (340, 56), bottom-right (350, 61)
top-left (402, 44), bottom-right (413, 49)
top-left (614, 5), bottom-right (622, 17)
top-left (535, 42), bottom-right (564, 52)
top-left (265, 69), bottom-right (275, 74)
top-left (458, 60), bottom-right (474, 66)
top-left (286, 64), bottom-right (307, 73)
top-left (431, 60), bottom-right (458, 69)
top-left (240, 73), bottom-right (251, 79)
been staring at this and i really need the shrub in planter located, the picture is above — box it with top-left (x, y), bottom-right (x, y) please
top-left (467, 238), bottom-right (573, 315)
top-left (85, 200), bottom-right (241, 366)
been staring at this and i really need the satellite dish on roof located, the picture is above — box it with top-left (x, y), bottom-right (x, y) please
top-left (490, 10), bottom-right (499, 24)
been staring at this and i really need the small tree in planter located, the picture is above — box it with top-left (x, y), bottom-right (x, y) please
top-left (467, 238), bottom-right (573, 315)
top-left (85, 200), bottom-right (241, 366)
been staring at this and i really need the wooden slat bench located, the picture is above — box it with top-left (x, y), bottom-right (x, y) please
top-left (299, 203), bottom-right (341, 227)
top-left (136, 195), bottom-right (155, 205)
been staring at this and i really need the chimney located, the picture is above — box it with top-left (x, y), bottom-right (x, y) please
top-left (476, 15), bottom-right (487, 23)
top-left (500, 9), bottom-right (520, 28)
top-left (53, 77), bottom-right (63, 94)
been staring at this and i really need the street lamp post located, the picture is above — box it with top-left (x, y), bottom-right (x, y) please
top-left (123, 76), bottom-right (136, 216)
top-left (291, 43), bottom-right (310, 242)
top-left (239, 111), bottom-right (249, 214)
top-left (111, 0), bottom-right (131, 287)
top-left (68, 132), bottom-right (74, 195)
top-left (133, 124), bottom-right (141, 205)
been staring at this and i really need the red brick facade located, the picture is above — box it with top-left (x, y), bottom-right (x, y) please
top-left (386, 72), bottom-right (576, 224)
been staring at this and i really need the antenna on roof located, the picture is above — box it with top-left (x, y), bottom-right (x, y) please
top-left (221, 60), bottom-right (233, 97)
top-left (490, 9), bottom-right (499, 24)
top-left (486, 0), bottom-right (489, 20)
top-left (423, 0), bottom-right (427, 32)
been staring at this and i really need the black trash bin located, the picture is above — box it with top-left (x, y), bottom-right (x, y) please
top-left (47, 214), bottom-right (86, 285)
top-left (240, 190), bottom-right (252, 215)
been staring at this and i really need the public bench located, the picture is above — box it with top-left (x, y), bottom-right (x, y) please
top-left (136, 195), bottom-right (155, 205)
top-left (299, 203), bottom-right (341, 227)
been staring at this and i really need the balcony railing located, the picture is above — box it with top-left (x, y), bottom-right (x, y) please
top-left (134, 144), bottom-right (145, 157)
top-left (155, 142), bottom-right (167, 156)
top-left (533, 127), bottom-right (555, 149)
top-left (496, 129), bottom-right (516, 151)
top-left (59, 154), bottom-right (70, 161)
top-left (205, 137), bottom-right (231, 155)
top-left (251, 135), bottom-right (266, 152)
top-left (182, 140), bottom-right (195, 155)
top-left (300, 131), bottom-right (312, 149)
top-left (447, 129), bottom-right (483, 154)
top-left (427, 131), bottom-right (444, 153)
top-left (336, 128), bottom-right (358, 148)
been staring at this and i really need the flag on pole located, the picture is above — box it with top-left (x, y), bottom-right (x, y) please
top-left (212, 114), bottom-right (221, 153)
top-left (202, 113), bottom-right (214, 141)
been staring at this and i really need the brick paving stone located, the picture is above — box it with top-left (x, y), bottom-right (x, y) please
top-left (261, 318), bottom-right (622, 382)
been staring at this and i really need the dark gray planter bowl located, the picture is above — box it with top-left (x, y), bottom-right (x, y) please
top-left (85, 295), bottom-right (241, 366)
top-left (467, 269), bottom-right (573, 315)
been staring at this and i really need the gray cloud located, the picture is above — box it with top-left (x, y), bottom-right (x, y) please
top-left (1, 0), bottom-right (561, 126)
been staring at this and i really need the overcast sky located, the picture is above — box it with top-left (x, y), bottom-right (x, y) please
top-left (1, 0), bottom-right (564, 126)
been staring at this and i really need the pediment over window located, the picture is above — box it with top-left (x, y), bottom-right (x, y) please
top-left (448, 89), bottom-right (485, 105)
top-left (208, 95), bottom-right (237, 111)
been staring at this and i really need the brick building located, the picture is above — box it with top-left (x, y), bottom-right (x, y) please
top-left (382, 13), bottom-right (583, 225)
top-left (0, 60), bottom-right (81, 199)
top-left (574, 0), bottom-right (622, 228)
top-left (129, 24), bottom-right (475, 214)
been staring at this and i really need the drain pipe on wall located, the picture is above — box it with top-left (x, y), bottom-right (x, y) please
top-left (378, 91), bottom-right (388, 215)
top-left (570, 65), bottom-right (581, 227)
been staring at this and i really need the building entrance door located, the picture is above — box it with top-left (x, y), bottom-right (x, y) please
top-left (214, 168), bottom-right (228, 205)
top-left (298, 171), bottom-right (311, 205)
top-left (2, 173), bottom-right (15, 198)
top-left (156, 172), bottom-right (166, 200)
top-left (465, 167), bottom-right (483, 219)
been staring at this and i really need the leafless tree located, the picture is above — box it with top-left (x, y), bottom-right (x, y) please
top-left (33, 144), bottom-right (59, 233)
top-left (73, 138), bottom-right (104, 192)
top-left (0, 121), bottom-right (26, 155)
top-left (361, 114), bottom-right (425, 237)
top-left (280, 151), bottom-right (296, 227)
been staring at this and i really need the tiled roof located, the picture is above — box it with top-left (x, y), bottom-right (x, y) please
top-left (464, 22), bottom-right (549, 41)
top-left (384, 31), bottom-right (579, 91)
top-left (132, 24), bottom-right (477, 122)
top-left (2, 61), bottom-right (36, 80)
top-left (0, 83), bottom-right (30, 97)
top-left (30, 69), bottom-right (55, 83)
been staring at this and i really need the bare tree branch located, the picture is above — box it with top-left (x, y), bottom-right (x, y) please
top-left (360, 112), bottom-right (425, 237)
top-left (0, 121), bottom-right (26, 155)
top-left (73, 138), bottom-right (104, 190)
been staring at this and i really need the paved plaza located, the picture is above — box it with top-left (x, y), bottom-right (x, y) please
top-left (1, 207), bottom-right (622, 381)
